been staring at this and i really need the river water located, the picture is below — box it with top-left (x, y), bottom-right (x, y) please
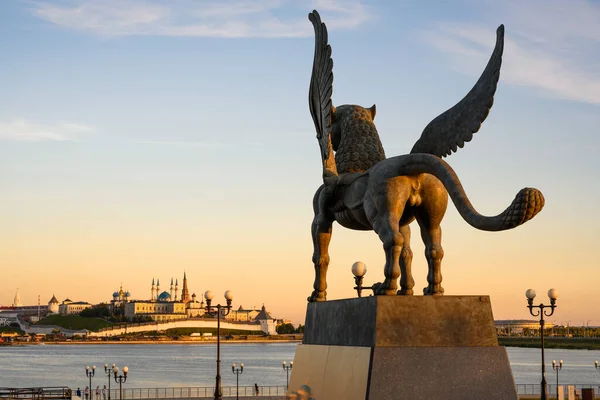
top-left (1, 343), bottom-right (599, 390)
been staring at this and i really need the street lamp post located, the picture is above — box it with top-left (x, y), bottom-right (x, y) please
top-left (204, 290), bottom-right (233, 400)
top-left (112, 366), bottom-right (128, 400)
top-left (552, 360), bottom-right (563, 396)
top-left (282, 361), bottom-right (293, 389)
top-left (351, 262), bottom-right (375, 297)
top-left (85, 365), bottom-right (96, 400)
top-left (526, 288), bottom-right (558, 400)
top-left (104, 364), bottom-right (115, 400)
top-left (231, 363), bottom-right (244, 400)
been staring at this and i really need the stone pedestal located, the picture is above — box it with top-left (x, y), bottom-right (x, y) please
top-left (288, 296), bottom-right (517, 400)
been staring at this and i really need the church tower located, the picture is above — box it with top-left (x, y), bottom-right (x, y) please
top-left (181, 272), bottom-right (190, 304)
top-left (151, 278), bottom-right (156, 301)
top-left (12, 288), bottom-right (22, 307)
top-left (174, 279), bottom-right (179, 302)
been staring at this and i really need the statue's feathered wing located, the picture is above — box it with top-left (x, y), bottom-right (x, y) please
top-left (411, 25), bottom-right (505, 157)
top-left (308, 10), bottom-right (338, 181)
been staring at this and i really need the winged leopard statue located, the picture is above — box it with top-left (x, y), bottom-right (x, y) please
top-left (306, 10), bottom-right (545, 302)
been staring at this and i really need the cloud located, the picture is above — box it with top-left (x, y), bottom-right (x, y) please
top-left (135, 140), bottom-right (220, 147)
top-left (28, 0), bottom-right (371, 38)
top-left (421, 0), bottom-right (600, 105)
top-left (0, 119), bottom-right (94, 141)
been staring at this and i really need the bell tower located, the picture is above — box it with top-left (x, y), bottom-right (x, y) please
top-left (181, 272), bottom-right (190, 304)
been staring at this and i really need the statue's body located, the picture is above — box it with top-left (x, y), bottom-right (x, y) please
top-left (306, 11), bottom-right (545, 302)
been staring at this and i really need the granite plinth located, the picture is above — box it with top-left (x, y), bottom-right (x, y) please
top-left (290, 296), bottom-right (517, 400)
top-left (369, 346), bottom-right (517, 399)
top-left (303, 295), bottom-right (498, 347)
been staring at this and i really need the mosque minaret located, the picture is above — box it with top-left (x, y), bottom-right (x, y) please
top-left (151, 278), bottom-right (156, 301)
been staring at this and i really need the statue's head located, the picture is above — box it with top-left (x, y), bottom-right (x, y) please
top-left (331, 104), bottom-right (376, 151)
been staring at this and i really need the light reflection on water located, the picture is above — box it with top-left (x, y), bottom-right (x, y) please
top-left (0, 344), bottom-right (599, 389)
top-left (0, 343), bottom-right (297, 389)
top-left (506, 347), bottom-right (600, 385)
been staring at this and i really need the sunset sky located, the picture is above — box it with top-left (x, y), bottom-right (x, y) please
top-left (1, 0), bottom-right (599, 327)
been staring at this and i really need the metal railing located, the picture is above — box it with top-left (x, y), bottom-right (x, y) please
top-left (0, 387), bottom-right (72, 399)
top-left (516, 383), bottom-right (600, 396)
top-left (69, 386), bottom-right (287, 400)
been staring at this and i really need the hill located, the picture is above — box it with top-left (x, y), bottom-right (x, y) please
top-left (37, 315), bottom-right (113, 332)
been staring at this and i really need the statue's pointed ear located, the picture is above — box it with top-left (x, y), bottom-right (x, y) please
top-left (369, 104), bottom-right (376, 120)
top-left (331, 105), bottom-right (336, 121)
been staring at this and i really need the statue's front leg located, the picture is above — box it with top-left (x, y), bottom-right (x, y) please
top-left (308, 214), bottom-right (333, 302)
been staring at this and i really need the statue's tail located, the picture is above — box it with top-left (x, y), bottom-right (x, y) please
top-left (373, 154), bottom-right (545, 231)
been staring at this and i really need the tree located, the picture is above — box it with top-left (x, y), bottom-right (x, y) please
top-left (296, 324), bottom-right (304, 333)
top-left (80, 303), bottom-right (111, 318)
top-left (277, 323), bottom-right (296, 334)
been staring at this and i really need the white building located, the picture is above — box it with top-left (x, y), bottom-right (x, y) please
top-left (58, 299), bottom-right (92, 315)
top-left (47, 295), bottom-right (59, 314)
top-left (255, 305), bottom-right (277, 335)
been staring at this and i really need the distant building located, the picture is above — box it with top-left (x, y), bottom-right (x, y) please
top-left (58, 299), bottom-right (92, 315)
top-left (123, 273), bottom-right (194, 321)
top-left (12, 289), bottom-right (22, 307)
top-left (47, 295), bottom-right (59, 314)
top-left (186, 293), bottom-right (205, 318)
top-left (495, 319), bottom-right (555, 336)
top-left (124, 301), bottom-right (186, 322)
top-left (255, 305), bottom-right (277, 335)
top-left (0, 312), bottom-right (19, 327)
top-left (110, 285), bottom-right (131, 312)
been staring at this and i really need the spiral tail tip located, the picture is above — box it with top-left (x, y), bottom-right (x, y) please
top-left (501, 187), bottom-right (545, 229)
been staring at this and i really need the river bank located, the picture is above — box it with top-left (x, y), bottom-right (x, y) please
top-left (499, 337), bottom-right (600, 350)
top-left (44, 339), bottom-right (302, 345)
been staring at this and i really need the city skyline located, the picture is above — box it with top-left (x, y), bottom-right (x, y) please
top-left (1, 0), bottom-right (599, 327)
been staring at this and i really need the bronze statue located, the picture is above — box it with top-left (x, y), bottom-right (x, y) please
top-left (307, 10), bottom-right (545, 302)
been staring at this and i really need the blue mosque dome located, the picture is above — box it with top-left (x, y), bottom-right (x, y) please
top-left (112, 292), bottom-right (119, 297)
top-left (125, 291), bottom-right (131, 297)
top-left (157, 291), bottom-right (171, 302)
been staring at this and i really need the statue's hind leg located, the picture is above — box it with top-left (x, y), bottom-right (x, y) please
top-left (398, 224), bottom-right (414, 295)
top-left (370, 181), bottom-right (410, 296)
top-left (308, 186), bottom-right (334, 302)
top-left (418, 220), bottom-right (444, 296)
top-left (372, 212), bottom-right (404, 295)
top-left (308, 216), bottom-right (333, 302)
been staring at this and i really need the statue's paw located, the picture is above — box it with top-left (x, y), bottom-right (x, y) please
top-left (307, 290), bottom-right (327, 302)
top-left (397, 288), bottom-right (414, 296)
top-left (423, 284), bottom-right (444, 296)
top-left (373, 281), bottom-right (397, 296)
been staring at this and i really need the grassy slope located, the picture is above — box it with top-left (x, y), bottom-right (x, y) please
top-left (37, 315), bottom-right (112, 332)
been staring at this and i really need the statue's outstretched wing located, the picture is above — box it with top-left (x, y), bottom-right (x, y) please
top-left (308, 10), bottom-right (338, 179)
top-left (411, 25), bottom-right (505, 157)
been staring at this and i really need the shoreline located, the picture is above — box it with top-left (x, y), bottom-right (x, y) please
top-left (19, 339), bottom-right (302, 345)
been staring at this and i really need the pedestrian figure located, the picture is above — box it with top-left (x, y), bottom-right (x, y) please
top-left (95, 386), bottom-right (100, 400)
top-left (254, 383), bottom-right (259, 396)
top-left (102, 385), bottom-right (107, 400)
top-left (84, 386), bottom-right (89, 400)
top-left (76, 388), bottom-right (81, 399)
